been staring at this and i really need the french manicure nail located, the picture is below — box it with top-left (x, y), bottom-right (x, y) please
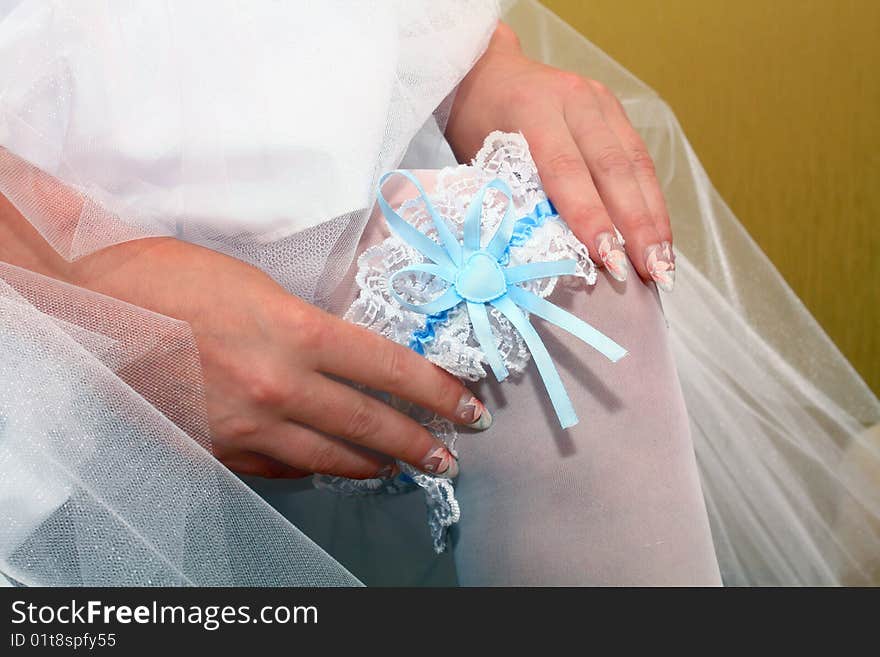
top-left (455, 391), bottom-right (493, 430)
top-left (645, 241), bottom-right (675, 292)
top-left (596, 231), bottom-right (628, 282)
top-left (420, 446), bottom-right (459, 479)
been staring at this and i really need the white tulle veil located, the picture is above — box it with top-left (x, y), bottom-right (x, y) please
top-left (1, 0), bottom-right (878, 585)
top-left (503, 2), bottom-right (880, 584)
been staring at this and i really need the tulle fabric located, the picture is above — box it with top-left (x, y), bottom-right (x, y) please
top-left (0, 261), bottom-right (360, 586)
top-left (0, 0), bottom-right (498, 303)
top-left (0, 0), bottom-right (878, 586)
top-left (503, 1), bottom-right (880, 584)
top-left (0, 0), bottom-right (499, 586)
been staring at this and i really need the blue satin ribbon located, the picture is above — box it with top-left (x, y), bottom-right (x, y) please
top-left (378, 170), bottom-right (627, 429)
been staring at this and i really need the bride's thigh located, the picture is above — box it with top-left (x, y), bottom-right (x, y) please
top-left (335, 169), bottom-right (718, 585)
top-left (452, 273), bottom-right (721, 585)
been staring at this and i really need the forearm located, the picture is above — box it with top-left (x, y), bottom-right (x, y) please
top-left (0, 189), bottom-right (73, 283)
top-left (0, 190), bottom-right (177, 312)
top-left (0, 188), bottom-right (232, 337)
top-left (0, 148), bottom-right (172, 298)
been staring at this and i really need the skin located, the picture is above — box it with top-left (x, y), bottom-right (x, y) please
top-left (447, 23), bottom-right (673, 282)
top-left (0, 22), bottom-right (672, 479)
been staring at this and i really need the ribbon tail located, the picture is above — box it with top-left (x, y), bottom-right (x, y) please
top-left (492, 295), bottom-right (579, 429)
top-left (507, 286), bottom-right (628, 362)
top-left (466, 302), bottom-right (509, 382)
top-left (504, 259), bottom-right (578, 285)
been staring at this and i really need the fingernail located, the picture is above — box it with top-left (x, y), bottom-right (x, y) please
top-left (596, 231), bottom-right (628, 282)
top-left (420, 446), bottom-right (459, 479)
top-left (645, 241), bottom-right (675, 292)
top-left (377, 463), bottom-right (400, 479)
top-left (455, 391), bottom-right (493, 430)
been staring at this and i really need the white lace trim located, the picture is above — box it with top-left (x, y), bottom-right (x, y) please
top-left (347, 131), bottom-right (596, 379)
top-left (318, 132), bottom-right (597, 552)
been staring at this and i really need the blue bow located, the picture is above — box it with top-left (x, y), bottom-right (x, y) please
top-left (377, 170), bottom-right (627, 429)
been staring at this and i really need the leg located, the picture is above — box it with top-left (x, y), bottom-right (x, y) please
top-left (263, 169), bottom-right (720, 586)
top-left (452, 271), bottom-right (721, 585)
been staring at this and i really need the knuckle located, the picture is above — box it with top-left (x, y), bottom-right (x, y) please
top-left (245, 370), bottom-right (287, 407)
top-left (567, 202), bottom-right (609, 227)
top-left (379, 344), bottom-right (410, 389)
top-left (215, 415), bottom-right (263, 443)
top-left (554, 70), bottom-right (588, 94)
top-left (291, 313), bottom-right (327, 352)
top-left (594, 146), bottom-right (633, 178)
top-left (629, 147), bottom-right (656, 176)
top-left (588, 79), bottom-right (611, 97)
top-left (305, 440), bottom-right (340, 475)
top-left (344, 399), bottom-right (379, 442)
top-left (285, 381), bottom-right (316, 415)
top-left (543, 151), bottom-right (586, 180)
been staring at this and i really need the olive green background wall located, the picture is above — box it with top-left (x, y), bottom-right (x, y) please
top-left (543, 0), bottom-right (879, 394)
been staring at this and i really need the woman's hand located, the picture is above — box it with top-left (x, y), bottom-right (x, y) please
top-left (0, 186), bottom-right (490, 480)
top-left (77, 238), bottom-right (492, 479)
top-left (447, 22), bottom-right (675, 291)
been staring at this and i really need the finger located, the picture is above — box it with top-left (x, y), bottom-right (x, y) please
top-left (601, 96), bottom-right (673, 243)
top-left (244, 421), bottom-right (398, 480)
top-left (564, 83), bottom-right (673, 289)
top-left (520, 110), bottom-right (629, 282)
top-left (221, 450), bottom-right (312, 479)
top-left (287, 373), bottom-right (459, 479)
top-left (593, 82), bottom-right (674, 246)
top-left (315, 317), bottom-right (492, 430)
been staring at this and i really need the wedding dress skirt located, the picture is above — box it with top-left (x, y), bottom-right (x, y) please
top-left (1, 0), bottom-right (878, 586)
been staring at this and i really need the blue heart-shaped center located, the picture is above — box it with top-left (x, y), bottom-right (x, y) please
top-left (454, 251), bottom-right (508, 303)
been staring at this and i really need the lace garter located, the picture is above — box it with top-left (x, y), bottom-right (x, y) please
top-left (315, 132), bottom-right (627, 552)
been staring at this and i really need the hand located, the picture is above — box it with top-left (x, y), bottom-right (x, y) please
top-left (447, 22), bottom-right (675, 291)
top-left (0, 181), bottom-right (491, 480)
top-left (80, 239), bottom-right (494, 479)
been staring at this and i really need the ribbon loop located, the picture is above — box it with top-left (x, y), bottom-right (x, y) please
top-left (484, 181), bottom-right (518, 260)
top-left (378, 171), bottom-right (461, 268)
top-left (387, 267), bottom-right (462, 315)
top-left (492, 294), bottom-right (579, 428)
top-left (378, 174), bottom-right (627, 428)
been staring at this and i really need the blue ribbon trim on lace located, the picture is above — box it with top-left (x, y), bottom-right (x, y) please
top-left (502, 198), bottom-right (556, 258)
top-left (409, 199), bottom-right (557, 354)
top-left (378, 170), bottom-right (627, 429)
top-left (408, 309), bottom-right (451, 355)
